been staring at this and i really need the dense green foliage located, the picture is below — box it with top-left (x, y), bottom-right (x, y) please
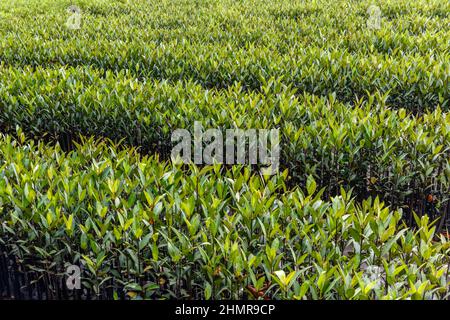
top-left (1, 67), bottom-right (450, 210)
top-left (0, 0), bottom-right (449, 109)
top-left (0, 132), bottom-right (449, 299)
top-left (0, 0), bottom-right (449, 300)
